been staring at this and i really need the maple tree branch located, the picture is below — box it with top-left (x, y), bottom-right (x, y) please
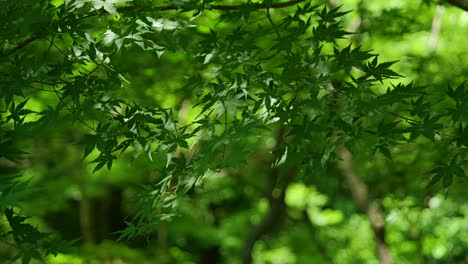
top-left (118, 0), bottom-right (306, 12)
top-left (445, 0), bottom-right (468, 11)
top-left (7, 0), bottom-right (305, 55)
top-left (214, 0), bottom-right (306, 10)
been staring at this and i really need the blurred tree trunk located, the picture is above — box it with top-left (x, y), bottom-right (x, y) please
top-left (337, 147), bottom-right (392, 264)
top-left (79, 196), bottom-right (95, 243)
top-left (79, 176), bottom-right (95, 244)
top-left (157, 221), bottom-right (169, 264)
top-left (428, 5), bottom-right (445, 53)
top-left (242, 126), bottom-right (297, 264)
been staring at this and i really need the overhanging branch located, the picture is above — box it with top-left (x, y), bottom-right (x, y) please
top-left (445, 0), bottom-right (468, 12)
top-left (6, 0), bottom-right (306, 55)
top-left (118, 0), bottom-right (306, 12)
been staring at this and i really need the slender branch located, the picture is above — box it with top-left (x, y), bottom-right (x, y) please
top-left (32, 80), bottom-right (68, 86)
top-left (0, 235), bottom-right (17, 248)
top-left (445, 0), bottom-right (468, 12)
top-left (7, 1), bottom-right (305, 55)
top-left (118, 0), bottom-right (306, 13)
top-left (266, 7), bottom-right (282, 39)
top-left (7, 35), bottom-right (41, 55)
top-left (389, 111), bottom-right (453, 139)
top-left (213, 0), bottom-right (306, 10)
top-left (45, 37), bottom-right (68, 57)
top-left (389, 111), bottom-right (421, 125)
top-left (52, 85), bottom-right (96, 132)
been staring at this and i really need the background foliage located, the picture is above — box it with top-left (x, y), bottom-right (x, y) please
top-left (0, 0), bottom-right (467, 263)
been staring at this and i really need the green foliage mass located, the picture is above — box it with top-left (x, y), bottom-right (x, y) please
top-left (0, 0), bottom-right (466, 263)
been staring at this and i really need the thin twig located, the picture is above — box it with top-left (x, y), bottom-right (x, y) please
top-left (52, 85), bottom-right (96, 132)
top-left (389, 112), bottom-right (421, 124)
top-left (45, 37), bottom-right (68, 57)
top-left (0, 237), bottom-right (17, 248)
top-left (266, 8), bottom-right (282, 40)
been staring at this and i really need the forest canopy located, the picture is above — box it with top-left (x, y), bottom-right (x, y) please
top-left (0, 0), bottom-right (467, 263)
